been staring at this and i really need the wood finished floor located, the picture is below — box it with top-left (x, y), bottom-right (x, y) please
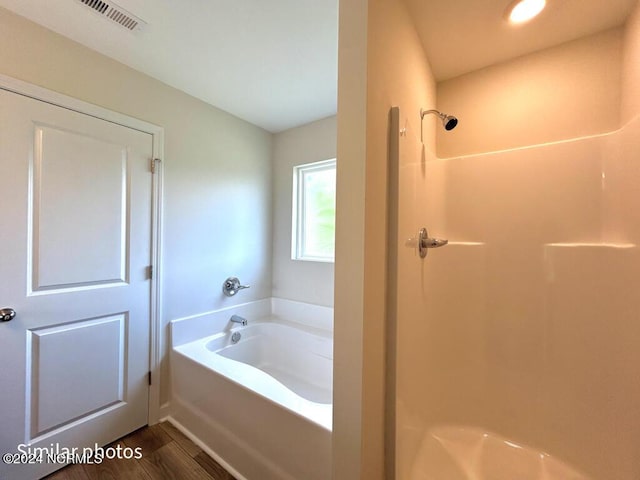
top-left (43, 422), bottom-right (236, 480)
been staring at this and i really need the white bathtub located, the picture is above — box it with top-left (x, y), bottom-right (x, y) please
top-left (170, 298), bottom-right (333, 480)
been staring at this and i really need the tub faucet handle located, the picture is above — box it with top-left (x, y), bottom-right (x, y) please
top-left (223, 277), bottom-right (250, 297)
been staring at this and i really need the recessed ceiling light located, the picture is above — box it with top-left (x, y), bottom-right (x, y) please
top-left (506, 0), bottom-right (546, 24)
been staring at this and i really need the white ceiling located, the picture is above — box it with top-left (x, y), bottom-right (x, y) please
top-left (0, 0), bottom-right (338, 133)
top-left (405, 0), bottom-right (638, 81)
top-left (0, 0), bottom-right (636, 131)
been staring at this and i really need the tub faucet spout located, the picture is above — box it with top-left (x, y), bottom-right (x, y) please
top-left (230, 315), bottom-right (247, 326)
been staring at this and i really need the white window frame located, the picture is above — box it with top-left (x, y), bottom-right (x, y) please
top-left (291, 158), bottom-right (337, 263)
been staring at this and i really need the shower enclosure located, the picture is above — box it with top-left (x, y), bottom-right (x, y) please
top-left (333, 0), bottom-right (640, 478)
top-left (387, 4), bottom-right (640, 480)
top-left (389, 106), bottom-right (640, 479)
top-left (384, 10), bottom-right (640, 480)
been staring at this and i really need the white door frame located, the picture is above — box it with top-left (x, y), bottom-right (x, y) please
top-left (0, 73), bottom-right (165, 425)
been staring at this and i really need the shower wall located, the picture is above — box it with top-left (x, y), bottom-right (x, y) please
top-left (394, 3), bottom-right (640, 479)
top-left (622, 0), bottom-right (640, 122)
top-left (437, 28), bottom-right (623, 158)
top-left (333, 0), bottom-right (437, 477)
top-left (396, 121), bottom-right (640, 479)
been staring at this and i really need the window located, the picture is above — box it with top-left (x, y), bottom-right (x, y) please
top-left (292, 159), bottom-right (336, 262)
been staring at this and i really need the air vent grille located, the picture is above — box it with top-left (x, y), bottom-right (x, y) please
top-left (106, 8), bottom-right (138, 30)
top-left (80, 0), bottom-right (109, 14)
top-left (76, 0), bottom-right (146, 32)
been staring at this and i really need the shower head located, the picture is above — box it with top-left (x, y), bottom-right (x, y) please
top-left (443, 115), bottom-right (458, 131)
top-left (420, 109), bottom-right (458, 131)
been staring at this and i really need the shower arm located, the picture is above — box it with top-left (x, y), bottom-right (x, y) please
top-left (419, 109), bottom-right (441, 142)
top-left (420, 109), bottom-right (441, 120)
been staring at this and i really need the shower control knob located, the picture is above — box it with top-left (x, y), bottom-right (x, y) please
top-left (0, 308), bottom-right (16, 322)
top-left (222, 277), bottom-right (250, 297)
top-left (422, 237), bottom-right (448, 248)
top-left (418, 227), bottom-right (448, 258)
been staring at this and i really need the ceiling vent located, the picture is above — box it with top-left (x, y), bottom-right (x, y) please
top-left (76, 0), bottom-right (147, 32)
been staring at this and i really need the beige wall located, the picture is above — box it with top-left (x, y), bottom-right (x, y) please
top-left (437, 28), bottom-right (623, 158)
top-left (334, 0), bottom-right (436, 477)
top-left (622, 0), bottom-right (640, 122)
top-left (0, 7), bottom-right (273, 407)
top-left (272, 116), bottom-right (336, 308)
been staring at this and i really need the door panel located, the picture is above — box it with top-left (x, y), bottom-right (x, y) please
top-left (0, 89), bottom-right (153, 480)
top-left (28, 314), bottom-right (126, 437)
top-left (33, 125), bottom-right (128, 289)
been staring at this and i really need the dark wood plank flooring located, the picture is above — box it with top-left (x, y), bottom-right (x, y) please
top-left (43, 422), bottom-right (236, 480)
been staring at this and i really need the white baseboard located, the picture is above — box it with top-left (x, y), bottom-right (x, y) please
top-left (165, 416), bottom-right (249, 480)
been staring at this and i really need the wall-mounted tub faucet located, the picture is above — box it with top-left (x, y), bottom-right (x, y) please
top-left (223, 277), bottom-right (250, 297)
top-left (230, 314), bottom-right (248, 326)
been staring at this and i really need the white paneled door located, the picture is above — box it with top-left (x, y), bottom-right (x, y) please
top-left (0, 89), bottom-right (153, 479)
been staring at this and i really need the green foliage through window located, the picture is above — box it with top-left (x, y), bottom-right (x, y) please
top-left (292, 159), bottom-right (336, 262)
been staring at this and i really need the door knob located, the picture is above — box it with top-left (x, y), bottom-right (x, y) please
top-left (418, 227), bottom-right (448, 258)
top-left (0, 308), bottom-right (16, 322)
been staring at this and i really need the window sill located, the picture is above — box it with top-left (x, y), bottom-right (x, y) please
top-left (291, 256), bottom-right (335, 264)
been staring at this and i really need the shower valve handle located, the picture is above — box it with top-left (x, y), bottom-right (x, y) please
top-left (423, 237), bottom-right (448, 248)
top-left (223, 277), bottom-right (250, 297)
top-left (418, 227), bottom-right (448, 258)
